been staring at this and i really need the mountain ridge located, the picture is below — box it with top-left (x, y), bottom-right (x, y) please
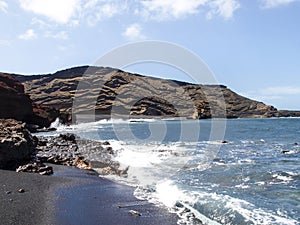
top-left (10, 66), bottom-right (300, 124)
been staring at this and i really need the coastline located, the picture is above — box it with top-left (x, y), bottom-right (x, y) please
top-left (1, 164), bottom-right (178, 225)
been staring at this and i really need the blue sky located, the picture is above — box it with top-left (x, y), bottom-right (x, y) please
top-left (0, 0), bottom-right (299, 110)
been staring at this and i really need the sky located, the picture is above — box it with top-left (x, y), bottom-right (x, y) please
top-left (0, 0), bottom-right (299, 110)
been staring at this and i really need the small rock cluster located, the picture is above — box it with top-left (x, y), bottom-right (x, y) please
top-left (0, 118), bottom-right (128, 177)
top-left (16, 162), bottom-right (53, 175)
top-left (17, 133), bottom-right (128, 176)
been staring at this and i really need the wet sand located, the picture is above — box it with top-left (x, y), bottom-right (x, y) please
top-left (0, 165), bottom-right (178, 225)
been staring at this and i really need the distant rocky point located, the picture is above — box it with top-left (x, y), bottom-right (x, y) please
top-left (5, 65), bottom-right (299, 124)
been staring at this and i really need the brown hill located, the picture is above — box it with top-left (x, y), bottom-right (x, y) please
top-left (12, 66), bottom-right (297, 124)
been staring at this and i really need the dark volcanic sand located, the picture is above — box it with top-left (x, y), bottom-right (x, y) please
top-left (0, 165), bottom-right (70, 225)
top-left (0, 165), bottom-right (178, 225)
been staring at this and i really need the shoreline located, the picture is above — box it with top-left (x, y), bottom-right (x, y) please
top-left (0, 164), bottom-right (178, 225)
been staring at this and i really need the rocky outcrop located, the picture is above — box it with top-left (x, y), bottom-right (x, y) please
top-left (0, 73), bottom-right (33, 121)
top-left (0, 73), bottom-right (59, 128)
top-left (12, 66), bottom-right (282, 122)
top-left (278, 110), bottom-right (300, 117)
top-left (34, 133), bottom-right (127, 176)
top-left (0, 119), bottom-right (37, 169)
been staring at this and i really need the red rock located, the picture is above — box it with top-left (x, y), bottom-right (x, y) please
top-left (0, 73), bottom-right (59, 128)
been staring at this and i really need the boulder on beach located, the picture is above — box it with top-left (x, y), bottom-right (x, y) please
top-left (0, 119), bottom-right (37, 169)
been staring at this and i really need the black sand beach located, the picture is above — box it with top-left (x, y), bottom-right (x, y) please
top-left (1, 165), bottom-right (178, 225)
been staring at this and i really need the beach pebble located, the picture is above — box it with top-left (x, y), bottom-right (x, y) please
top-left (175, 201), bottom-right (184, 208)
top-left (102, 141), bottom-right (110, 145)
top-left (18, 189), bottom-right (25, 193)
top-left (128, 210), bottom-right (141, 217)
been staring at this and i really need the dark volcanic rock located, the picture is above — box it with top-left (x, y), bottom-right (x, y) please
top-left (0, 73), bottom-right (59, 128)
top-left (11, 66), bottom-right (290, 120)
top-left (0, 119), bottom-right (37, 169)
top-left (16, 162), bottom-right (53, 175)
top-left (35, 134), bottom-right (127, 175)
top-left (0, 73), bottom-right (33, 121)
top-left (278, 110), bottom-right (300, 117)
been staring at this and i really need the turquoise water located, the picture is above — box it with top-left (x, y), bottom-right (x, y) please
top-left (48, 118), bottom-right (300, 224)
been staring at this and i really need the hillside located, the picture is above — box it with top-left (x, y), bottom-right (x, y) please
top-left (11, 66), bottom-right (296, 123)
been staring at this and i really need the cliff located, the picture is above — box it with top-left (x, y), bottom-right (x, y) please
top-left (0, 73), bottom-right (59, 128)
top-left (11, 66), bottom-right (295, 123)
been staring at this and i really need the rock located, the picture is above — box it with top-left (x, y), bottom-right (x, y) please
top-left (175, 201), bottom-right (184, 208)
top-left (0, 119), bottom-right (37, 169)
top-left (59, 133), bottom-right (77, 143)
top-left (0, 73), bottom-right (59, 128)
top-left (119, 166), bottom-right (129, 177)
top-left (128, 210), bottom-right (141, 217)
top-left (33, 134), bottom-right (124, 175)
top-left (18, 189), bottom-right (25, 193)
top-left (98, 165), bottom-right (129, 177)
top-left (102, 141), bottom-right (110, 145)
top-left (59, 110), bottom-right (72, 125)
top-left (36, 127), bottom-right (57, 133)
top-left (16, 162), bottom-right (53, 175)
top-left (73, 156), bottom-right (92, 170)
top-left (28, 102), bottom-right (59, 129)
top-left (0, 73), bottom-right (32, 121)
top-left (105, 147), bottom-right (114, 154)
top-left (278, 110), bottom-right (300, 118)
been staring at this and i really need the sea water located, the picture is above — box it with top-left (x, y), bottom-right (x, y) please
top-left (43, 118), bottom-right (300, 225)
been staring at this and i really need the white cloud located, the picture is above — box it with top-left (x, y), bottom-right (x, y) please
top-left (123, 23), bottom-right (145, 40)
top-left (0, 0), bottom-right (8, 13)
top-left (18, 29), bottom-right (37, 40)
top-left (45, 31), bottom-right (68, 40)
top-left (139, 0), bottom-right (240, 21)
top-left (19, 0), bottom-right (80, 24)
top-left (207, 0), bottom-right (240, 20)
top-left (140, 0), bottom-right (207, 20)
top-left (19, 0), bottom-right (128, 26)
top-left (84, 0), bottom-right (128, 26)
top-left (259, 0), bottom-right (299, 8)
top-left (18, 0), bottom-right (240, 28)
top-left (31, 18), bottom-right (53, 29)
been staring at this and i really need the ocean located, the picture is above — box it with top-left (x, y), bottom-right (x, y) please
top-left (43, 118), bottom-right (300, 225)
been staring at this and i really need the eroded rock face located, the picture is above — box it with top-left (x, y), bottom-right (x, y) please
top-left (0, 119), bottom-right (37, 169)
top-left (0, 73), bottom-right (59, 128)
top-left (13, 66), bottom-right (281, 121)
top-left (0, 73), bottom-right (33, 121)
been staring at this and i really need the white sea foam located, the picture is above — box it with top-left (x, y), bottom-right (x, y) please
top-left (111, 141), bottom-right (196, 186)
top-left (49, 117), bottom-right (60, 128)
top-left (134, 178), bottom-right (299, 225)
top-left (272, 173), bottom-right (294, 183)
